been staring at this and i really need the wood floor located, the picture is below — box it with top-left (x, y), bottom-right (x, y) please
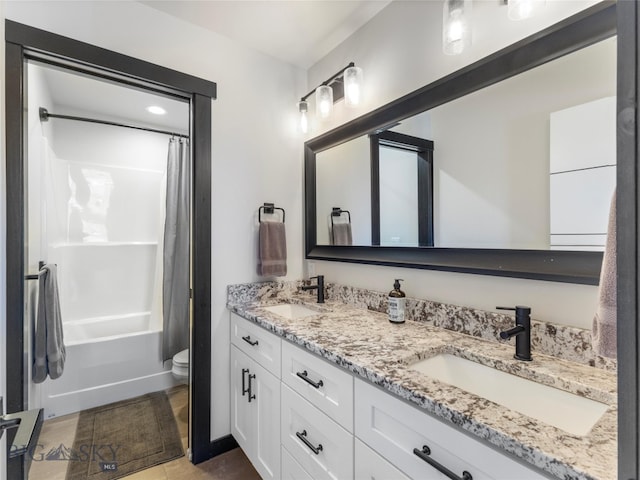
top-left (28, 385), bottom-right (260, 480)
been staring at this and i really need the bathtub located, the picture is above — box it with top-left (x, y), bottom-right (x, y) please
top-left (40, 312), bottom-right (179, 419)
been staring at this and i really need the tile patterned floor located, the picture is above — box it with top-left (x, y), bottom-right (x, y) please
top-left (28, 386), bottom-right (259, 480)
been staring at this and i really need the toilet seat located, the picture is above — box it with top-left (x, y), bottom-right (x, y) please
top-left (172, 349), bottom-right (189, 381)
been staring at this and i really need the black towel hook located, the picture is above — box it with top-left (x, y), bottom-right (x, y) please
top-left (259, 203), bottom-right (285, 223)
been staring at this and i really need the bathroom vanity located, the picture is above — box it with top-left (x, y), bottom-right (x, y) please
top-left (227, 281), bottom-right (616, 480)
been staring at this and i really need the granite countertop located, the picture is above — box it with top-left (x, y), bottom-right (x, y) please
top-left (227, 289), bottom-right (617, 480)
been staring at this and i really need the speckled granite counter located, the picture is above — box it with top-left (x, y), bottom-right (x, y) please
top-left (227, 281), bottom-right (617, 480)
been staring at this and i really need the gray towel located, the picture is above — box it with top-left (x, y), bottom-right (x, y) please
top-left (592, 191), bottom-right (616, 358)
top-left (332, 222), bottom-right (352, 246)
top-left (33, 264), bottom-right (65, 383)
top-left (257, 221), bottom-right (287, 277)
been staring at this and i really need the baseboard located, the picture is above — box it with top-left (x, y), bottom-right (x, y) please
top-left (192, 434), bottom-right (239, 464)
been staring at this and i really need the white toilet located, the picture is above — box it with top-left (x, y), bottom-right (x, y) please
top-left (172, 349), bottom-right (189, 384)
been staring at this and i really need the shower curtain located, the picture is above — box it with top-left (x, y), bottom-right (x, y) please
top-left (163, 138), bottom-right (190, 361)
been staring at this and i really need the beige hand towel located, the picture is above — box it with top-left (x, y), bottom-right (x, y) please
top-left (592, 190), bottom-right (616, 358)
top-left (257, 221), bottom-right (287, 277)
top-left (332, 222), bottom-right (353, 246)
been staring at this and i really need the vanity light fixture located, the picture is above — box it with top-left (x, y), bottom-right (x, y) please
top-left (442, 0), bottom-right (472, 55)
top-left (507, 0), bottom-right (545, 20)
top-left (316, 84), bottom-right (334, 120)
top-left (146, 105), bottom-right (166, 115)
top-left (344, 65), bottom-right (364, 108)
top-left (297, 62), bottom-right (363, 130)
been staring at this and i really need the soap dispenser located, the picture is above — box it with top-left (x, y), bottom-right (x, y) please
top-left (388, 279), bottom-right (406, 324)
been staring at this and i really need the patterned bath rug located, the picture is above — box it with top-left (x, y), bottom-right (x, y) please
top-left (65, 391), bottom-right (184, 480)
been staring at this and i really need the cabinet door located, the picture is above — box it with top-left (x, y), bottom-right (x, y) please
top-left (253, 360), bottom-right (281, 480)
top-left (355, 438), bottom-right (410, 480)
top-left (230, 346), bottom-right (253, 454)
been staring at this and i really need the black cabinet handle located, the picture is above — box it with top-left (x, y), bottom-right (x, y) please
top-left (241, 368), bottom-right (249, 396)
top-left (296, 429), bottom-right (323, 455)
top-left (413, 445), bottom-right (472, 480)
top-left (248, 373), bottom-right (256, 402)
top-left (296, 370), bottom-right (324, 389)
top-left (242, 335), bottom-right (259, 346)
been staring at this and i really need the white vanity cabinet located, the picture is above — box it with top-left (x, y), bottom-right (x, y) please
top-left (354, 379), bottom-right (548, 480)
top-left (230, 313), bottom-right (281, 480)
top-left (229, 311), bottom-right (550, 480)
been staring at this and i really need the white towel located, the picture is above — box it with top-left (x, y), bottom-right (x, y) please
top-left (33, 264), bottom-right (65, 383)
top-left (592, 191), bottom-right (616, 358)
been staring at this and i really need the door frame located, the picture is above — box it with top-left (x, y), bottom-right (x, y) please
top-left (617, 1), bottom-right (640, 478)
top-left (4, 20), bottom-right (231, 478)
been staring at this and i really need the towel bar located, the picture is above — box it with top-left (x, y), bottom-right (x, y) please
top-left (25, 261), bottom-right (50, 280)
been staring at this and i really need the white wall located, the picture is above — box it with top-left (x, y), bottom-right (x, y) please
top-left (3, 0), bottom-right (306, 442)
top-left (305, 0), bottom-right (604, 329)
top-left (24, 63), bottom-right (56, 411)
top-left (316, 135), bottom-right (370, 245)
top-left (431, 36), bottom-right (615, 249)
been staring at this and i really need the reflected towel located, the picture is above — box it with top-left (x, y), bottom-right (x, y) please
top-left (592, 191), bottom-right (617, 358)
top-left (33, 264), bottom-right (65, 383)
top-left (258, 221), bottom-right (287, 277)
top-left (332, 222), bottom-right (352, 246)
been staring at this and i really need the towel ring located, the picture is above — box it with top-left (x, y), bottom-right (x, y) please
top-left (330, 207), bottom-right (351, 223)
top-left (330, 208), bottom-right (351, 245)
top-left (259, 203), bottom-right (285, 223)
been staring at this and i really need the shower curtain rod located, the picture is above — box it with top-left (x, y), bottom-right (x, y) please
top-left (39, 107), bottom-right (189, 139)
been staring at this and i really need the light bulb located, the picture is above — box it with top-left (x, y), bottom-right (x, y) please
top-left (344, 66), bottom-right (363, 108)
top-left (443, 0), bottom-right (471, 56)
top-left (315, 85), bottom-right (333, 120)
top-left (508, 0), bottom-right (544, 20)
top-left (146, 105), bottom-right (166, 115)
top-left (298, 101), bottom-right (309, 134)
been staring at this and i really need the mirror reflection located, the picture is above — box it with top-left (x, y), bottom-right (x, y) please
top-left (315, 36), bottom-right (616, 251)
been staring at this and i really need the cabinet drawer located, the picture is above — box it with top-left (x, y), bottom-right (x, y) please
top-left (282, 447), bottom-right (314, 480)
top-left (354, 379), bottom-right (547, 480)
top-left (281, 383), bottom-right (353, 480)
top-left (282, 340), bottom-right (353, 431)
top-left (355, 438), bottom-right (410, 480)
top-left (231, 313), bottom-right (281, 377)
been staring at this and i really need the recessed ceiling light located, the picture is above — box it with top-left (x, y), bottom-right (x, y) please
top-left (146, 105), bottom-right (166, 115)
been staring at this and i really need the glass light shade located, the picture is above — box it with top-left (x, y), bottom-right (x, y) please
top-left (442, 0), bottom-right (472, 56)
top-left (344, 66), bottom-right (364, 108)
top-left (315, 84), bottom-right (333, 120)
top-left (508, 0), bottom-right (544, 20)
top-left (298, 101), bottom-right (309, 133)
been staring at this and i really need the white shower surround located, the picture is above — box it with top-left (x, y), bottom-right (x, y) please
top-left (28, 63), bottom-right (188, 418)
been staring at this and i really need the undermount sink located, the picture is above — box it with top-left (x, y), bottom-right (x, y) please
top-left (263, 304), bottom-right (320, 320)
top-left (408, 353), bottom-right (608, 436)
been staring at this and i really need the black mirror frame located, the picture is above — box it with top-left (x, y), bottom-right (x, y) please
top-left (305, 1), bottom-right (616, 285)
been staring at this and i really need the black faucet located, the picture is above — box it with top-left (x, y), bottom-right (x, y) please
top-left (497, 305), bottom-right (532, 361)
top-left (301, 275), bottom-right (324, 303)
